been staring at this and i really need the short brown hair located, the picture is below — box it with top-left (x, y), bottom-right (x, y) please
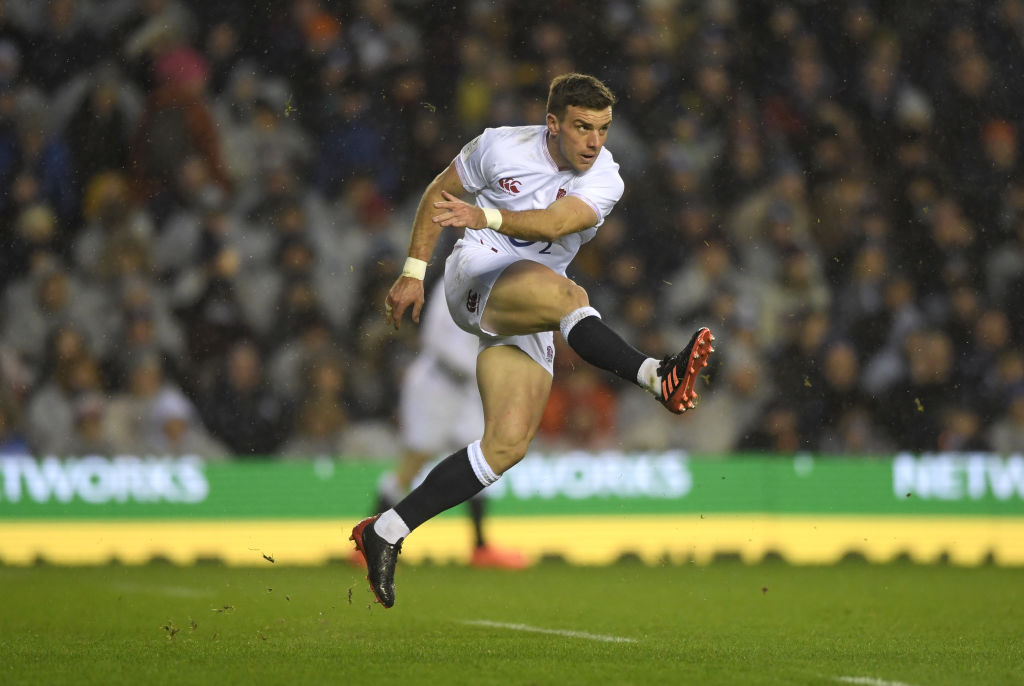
top-left (546, 73), bottom-right (616, 120)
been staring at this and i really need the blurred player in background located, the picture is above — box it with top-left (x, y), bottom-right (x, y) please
top-left (371, 280), bottom-right (528, 569)
top-left (352, 73), bottom-right (714, 607)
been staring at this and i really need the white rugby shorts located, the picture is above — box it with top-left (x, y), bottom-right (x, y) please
top-left (443, 239), bottom-right (556, 375)
top-left (399, 352), bottom-right (484, 454)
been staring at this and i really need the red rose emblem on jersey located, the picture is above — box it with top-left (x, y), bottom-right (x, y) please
top-left (499, 177), bottom-right (522, 194)
top-left (556, 188), bottom-right (566, 199)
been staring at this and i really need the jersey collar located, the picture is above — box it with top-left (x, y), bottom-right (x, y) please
top-left (540, 129), bottom-right (563, 172)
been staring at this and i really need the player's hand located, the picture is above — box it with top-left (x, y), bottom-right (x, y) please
top-left (384, 275), bottom-right (424, 330)
top-left (432, 190), bottom-right (486, 228)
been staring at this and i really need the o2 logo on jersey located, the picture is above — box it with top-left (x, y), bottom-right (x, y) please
top-left (509, 237), bottom-right (554, 254)
top-left (556, 188), bottom-right (566, 199)
top-left (498, 177), bottom-right (522, 194)
top-left (466, 290), bottom-right (479, 314)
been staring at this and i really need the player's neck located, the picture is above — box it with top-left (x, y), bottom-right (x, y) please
top-left (545, 132), bottom-right (572, 172)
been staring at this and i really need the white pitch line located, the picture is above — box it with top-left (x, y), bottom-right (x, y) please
top-left (461, 619), bottom-right (637, 644)
top-left (835, 676), bottom-right (921, 686)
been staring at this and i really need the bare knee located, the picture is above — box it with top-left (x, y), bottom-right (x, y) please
top-left (480, 430), bottom-right (533, 474)
top-left (559, 279), bottom-right (590, 315)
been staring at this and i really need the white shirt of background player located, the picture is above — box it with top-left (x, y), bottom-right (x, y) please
top-left (419, 280), bottom-right (478, 378)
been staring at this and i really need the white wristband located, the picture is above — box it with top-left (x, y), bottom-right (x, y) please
top-left (482, 207), bottom-right (502, 230)
top-left (401, 257), bottom-right (427, 280)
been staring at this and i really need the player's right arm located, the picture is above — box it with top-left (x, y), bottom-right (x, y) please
top-left (432, 191), bottom-right (598, 241)
top-left (385, 162), bottom-right (467, 330)
top-left (432, 127), bottom-right (622, 240)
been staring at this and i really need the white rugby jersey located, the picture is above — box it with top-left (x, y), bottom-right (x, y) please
top-left (420, 280), bottom-right (478, 378)
top-left (453, 125), bottom-right (625, 276)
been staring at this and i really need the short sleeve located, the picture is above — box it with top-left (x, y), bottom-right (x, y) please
top-left (454, 129), bottom-right (495, 193)
top-left (568, 163), bottom-right (625, 227)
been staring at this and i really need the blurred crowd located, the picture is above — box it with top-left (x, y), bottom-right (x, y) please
top-left (0, 0), bottom-right (1023, 460)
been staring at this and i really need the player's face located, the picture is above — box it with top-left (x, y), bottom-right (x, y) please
top-left (546, 105), bottom-right (612, 173)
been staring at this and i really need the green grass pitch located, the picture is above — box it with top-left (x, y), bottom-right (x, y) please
top-left (1, 560), bottom-right (1022, 685)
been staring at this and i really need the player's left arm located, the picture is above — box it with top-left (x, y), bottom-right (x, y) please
top-left (432, 191), bottom-right (599, 242)
top-left (386, 162), bottom-right (468, 329)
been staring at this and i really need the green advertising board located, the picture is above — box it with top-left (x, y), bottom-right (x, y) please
top-left (1, 451), bottom-right (1022, 566)
top-left (1, 451), bottom-right (1023, 519)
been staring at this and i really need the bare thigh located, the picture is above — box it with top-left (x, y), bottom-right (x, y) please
top-left (476, 345), bottom-right (553, 474)
top-left (481, 260), bottom-right (589, 336)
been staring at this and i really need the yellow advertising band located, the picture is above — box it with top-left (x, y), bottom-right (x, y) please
top-left (2, 515), bottom-right (1022, 566)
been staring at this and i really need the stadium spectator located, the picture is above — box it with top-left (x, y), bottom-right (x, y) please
top-left (197, 338), bottom-right (290, 457)
top-left (72, 172), bottom-right (155, 281)
top-left (683, 338), bottom-right (769, 454)
top-left (2, 259), bottom-right (112, 368)
top-left (984, 351), bottom-right (1024, 424)
top-left (105, 276), bottom-right (184, 389)
top-left (129, 43), bottom-right (230, 218)
top-left (143, 385), bottom-right (227, 459)
top-left (740, 403), bottom-right (804, 454)
top-left (170, 226), bottom-right (252, 379)
top-left (216, 75), bottom-right (311, 194)
top-left (268, 312), bottom-right (340, 404)
top-left (0, 1), bottom-right (1022, 460)
top-left (20, 0), bottom-right (95, 94)
top-left (0, 203), bottom-right (60, 290)
top-left (192, 1), bottom-right (249, 96)
top-left (25, 350), bottom-right (103, 455)
top-left (0, 397), bottom-right (28, 455)
top-left (120, 0), bottom-right (199, 81)
top-left (66, 391), bottom-right (116, 456)
top-left (0, 89), bottom-right (76, 225)
top-left (105, 352), bottom-right (181, 454)
top-left (33, 322), bottom-right (89, 388)
top-left (347, 0), bottom-right (420, 77)
top-left (156, 199), bottom-right (254, 278)
top-left (280, 396), bottom-right (347, 460)
top-left (882, 329), bottom-right (961, 451)
top-left (807, 341), bottom-right (886, 453)
top-left (313, 86), bottom-right (396, 197)
top-left (938, 405), bottom-right (990, 452)
top-left (61, 63), bottom-right (141, 187)
top-left (989, 387), bottom-right (1024, 453)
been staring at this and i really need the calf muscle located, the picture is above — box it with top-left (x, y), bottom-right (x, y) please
top-left (477, 345), bottom-right (552, 473)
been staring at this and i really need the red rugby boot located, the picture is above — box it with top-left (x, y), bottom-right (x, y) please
top-left (657, 327), bottom-right (715, 414)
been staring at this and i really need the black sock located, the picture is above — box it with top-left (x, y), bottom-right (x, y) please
top-left (394, 448), bottom-right (484, 532)
top-left (566, 315), bottom-right (648, 385)
top-left (468, 496), bottom-right (486, 548)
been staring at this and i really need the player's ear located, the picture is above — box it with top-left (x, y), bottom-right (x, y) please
top-left (545, 112), bottom-right (560, 136)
